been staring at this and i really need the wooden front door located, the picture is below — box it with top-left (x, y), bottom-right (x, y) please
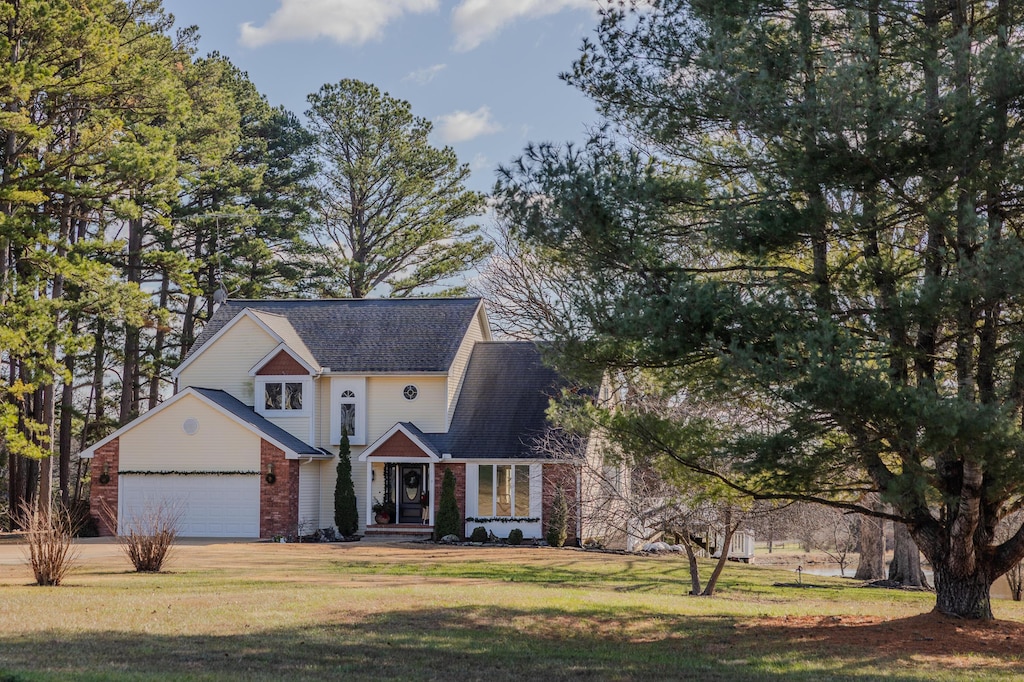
top-left (398, 464), bottom-right (426, 524)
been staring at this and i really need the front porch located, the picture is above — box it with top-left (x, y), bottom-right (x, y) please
top-left (364, 522), bottom-right (434, 541)
top-left (366, 460), bottom-right (435, 527)
top-left (358, 423), bottom-right (444, 531)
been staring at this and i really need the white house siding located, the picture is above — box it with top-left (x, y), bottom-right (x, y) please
top-left (316, 378), bottom-right (331, 447)
top-left (318, 445), bottom-right (370, 534)
top-left (366, 376), bottom-right (446, 440)
top-left (298, 460), bottom-right (322, 533)
top-left (177, 315), bottom-right (279, 405)
top-left (446, 311), bottom-right (487, 428)
top-left (265, 415), bottom-right (310, 443)
top-left (578, 430), bottom-right (630, 550)
top-left (351, 457), bottom-right (367, 532)
top-left (118, 394), bottom-right (261, 471)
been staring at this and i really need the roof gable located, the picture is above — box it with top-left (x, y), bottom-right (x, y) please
top-left (80, 387), bottom-right (325, 460)
top-left (358, 422), bottom-right (442, 462)
top-left (247, 310), bottom-right (318, 370)
top-left (250, 345), bottom-right (316, 376)
top-left (183, 298), bottom-right (485, 374)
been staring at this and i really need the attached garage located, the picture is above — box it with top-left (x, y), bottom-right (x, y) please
top-left (83, 387), bottom-right (328, 539)
top-left (119, 475), bottom-right (260, 537)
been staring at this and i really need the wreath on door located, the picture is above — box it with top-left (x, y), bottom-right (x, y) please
top-left (403, 469), bottom-right (421, 489)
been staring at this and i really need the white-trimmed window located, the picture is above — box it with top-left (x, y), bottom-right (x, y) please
top-left (477, 464), bottom-right (531, 517)
top-left (330, 377), bottom-right (366, 445)
top-left (339, 390), bottom-right (356, 436)
top-left (255, 376), bottom-right (311, 417)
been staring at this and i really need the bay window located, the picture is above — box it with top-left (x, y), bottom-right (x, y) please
top-left (477, 464), bottom-right (531, 517)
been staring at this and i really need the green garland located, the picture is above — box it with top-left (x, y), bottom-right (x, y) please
top-left (465, 516), bottom-right (539, 523)
top-left (117, 470), bottom-right (262, 476)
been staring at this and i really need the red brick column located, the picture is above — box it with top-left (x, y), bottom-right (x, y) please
top-left (434, 462), bottom-right (466, 534)
top-left (543, 463), bottom-right (579, 545)
top-left (260, 440), bottom-right (299, 538)
top-left (89, 438), bottom-right (120, 536)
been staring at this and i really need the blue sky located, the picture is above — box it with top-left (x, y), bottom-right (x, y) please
top-left (161, 0), bottom-right (604, 193)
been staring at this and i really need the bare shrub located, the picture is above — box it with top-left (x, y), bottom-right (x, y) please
top-left (1007, 561), bottom-right (1024, 601)
top-left (997, 512), bottom-right (1024, 600)
top-left (22, 503), bottom-right (79, 586)
top-left (106, 500), bottom-right (181, 572)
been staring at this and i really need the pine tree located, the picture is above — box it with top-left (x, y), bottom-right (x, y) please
top-left (496, 0), bottom-right (1024, 619)
top-left (304, 79), bottom-right (490, 297)
top-left (434, 468), bottom-right (461, 540)
top-left (333, 433), bottom-right (358, 537)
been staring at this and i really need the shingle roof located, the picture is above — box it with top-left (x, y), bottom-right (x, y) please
top-left (192, 387), bottom-right (324, 456)
top-left (185, 298), bottom-right (483, 373)
top-left (430, 342), bottom-right (577, 459)
top-left (398, 422), bottom-right (445, 458)
top-left (247, 310), bottom-right (319, 370)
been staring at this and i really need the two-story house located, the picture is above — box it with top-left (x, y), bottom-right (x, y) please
top-left (81, 298), bottom-right (588, 542)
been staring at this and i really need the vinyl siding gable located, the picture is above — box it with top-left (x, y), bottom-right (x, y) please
top-left (118, 394), bottom-right (261, 471)
top-left (446, 307), bottom-right (489, 428)
top-left (177, 315), bottom-right (279, 405)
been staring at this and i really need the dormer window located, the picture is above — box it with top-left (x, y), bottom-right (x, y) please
top-left (255, 375), bottom-right (312, 417)
top-left (265, 381), bottom-right (304, 411)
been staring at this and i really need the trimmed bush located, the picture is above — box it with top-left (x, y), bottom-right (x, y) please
top-left (434, 468), bottom-right (461, 540)
top-left (546, 485), bottom-right (568, 548)
top-left (470, 525), bottom-right (488, 543)
top-left (334, 433), bottom-right (359, 537)
top-left (507, 528), bottom-right (524, 545)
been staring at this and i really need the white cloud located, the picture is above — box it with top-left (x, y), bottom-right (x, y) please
top-left (435, 107), bottom-right (502, 143)
top-left (451, 0), bottom-right (594, 51)
top-left (470, 153), bottom-right (490, 172)
top-left (403, 63), bottom-right (447, 85)
top-left (240, 0), bottom-right (439, 48)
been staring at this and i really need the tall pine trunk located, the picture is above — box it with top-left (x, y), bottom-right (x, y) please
top-left (120, 217), bottom-right (143, 425)
top-left (890, 523), bottom-right (929, 587)
top-left (853, 497), bottom-right (885, 581)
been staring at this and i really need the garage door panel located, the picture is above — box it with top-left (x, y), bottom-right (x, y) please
top-left (120, 475), bottom-right (260, 537)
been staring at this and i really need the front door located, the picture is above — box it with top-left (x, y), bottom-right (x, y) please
top-left (398, 464), bottom-right (426, 524)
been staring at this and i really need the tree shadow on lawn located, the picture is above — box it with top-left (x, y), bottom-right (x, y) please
top-left (0, 605), bottom-right (1003, 681)
top-left (330, 555), bottom-right (824, 600)
top-left (329, 556), bottom-right (719, 595)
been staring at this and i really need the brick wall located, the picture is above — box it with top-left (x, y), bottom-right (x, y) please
top-left (433, 462), bottom-right (466, 535)
top-left (89, 438), bottom-right (120, 536)
top-left (260, 439), bottom-right (299, 538)
top-left (542, 463), bottom-right (579, 545)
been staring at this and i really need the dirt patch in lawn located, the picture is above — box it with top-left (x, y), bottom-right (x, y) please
top-left (739, 612), bottom-right (1024, 665)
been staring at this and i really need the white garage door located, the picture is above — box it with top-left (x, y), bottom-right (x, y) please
top-left (120, 475), bottom-right (260, 537)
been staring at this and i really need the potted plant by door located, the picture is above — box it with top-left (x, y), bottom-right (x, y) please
top-left (372, 499), bottom-right (391, 525)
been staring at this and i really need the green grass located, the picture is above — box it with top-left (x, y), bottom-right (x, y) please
top-left (0, 542), bottom-right (1020, 681)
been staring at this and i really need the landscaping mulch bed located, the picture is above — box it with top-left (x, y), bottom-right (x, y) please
top-left (738, 612), bottom-right (1024, 660)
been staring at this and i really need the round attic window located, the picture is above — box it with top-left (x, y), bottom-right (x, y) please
top-left (182, 418), bottom-right (200, 436)
top-left (403, 384), bottom-right (418, 401)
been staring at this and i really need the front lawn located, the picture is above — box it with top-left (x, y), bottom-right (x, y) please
top-left (0, 541), bottom-right (1021, 680)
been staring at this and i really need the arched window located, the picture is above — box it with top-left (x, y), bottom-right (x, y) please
top-left (340, 390), bottom-right (356, 436)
